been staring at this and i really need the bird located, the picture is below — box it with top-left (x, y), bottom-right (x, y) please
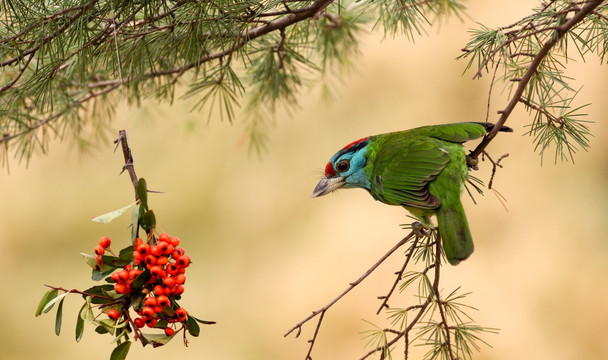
top-left (311, 122), bottom-right (512, 265)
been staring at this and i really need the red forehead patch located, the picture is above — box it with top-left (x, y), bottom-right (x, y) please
top-left (340, 137), bottom-right (369, 151)
top-left (324, 162), bottom-right (336, 177)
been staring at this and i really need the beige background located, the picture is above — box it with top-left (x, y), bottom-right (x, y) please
top-left (1, 1), bottom-right (607, 359)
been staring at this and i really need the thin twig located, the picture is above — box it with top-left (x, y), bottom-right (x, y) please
top-left (284, 231), bottom-right (416, 357)
top-left (115, 130), bottom-right (139, 200)
top-left (376, 234), bottom-right (421, 314)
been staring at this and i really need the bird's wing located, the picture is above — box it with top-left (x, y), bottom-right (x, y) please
top-left (371, 138), bottom-right (450, 209)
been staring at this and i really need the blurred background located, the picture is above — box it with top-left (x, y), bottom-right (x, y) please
top-left (2, 1), bottom-right (608, 359)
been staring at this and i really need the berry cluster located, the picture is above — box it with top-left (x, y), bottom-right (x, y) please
top-left (98, 233), bottom-right (192, 337)
top-left (94, 236), bottom-right (112, 265)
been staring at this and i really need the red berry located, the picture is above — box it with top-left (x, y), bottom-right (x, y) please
top-left (154, 305), bottom-right (164, 314)
top-left (146, 318), bottom-right (158, 327)
top-left (158, 233), bottom-right (171, 243)
top-left (156, 256), bottom-right (169, 266)
top-left (174, 274), bottom-right (186, 285)
top-left (133, 317), bottom-right (145, 328)
top-left (157, 295), bottom-right (170, 308)
top-left (153, 284), bottom-right (165, 295)
top-left (137, 244), bottom-right (151, 256)
top-left (162, 276), bottom-right (176, 288)
top-left (149, 265), bottom-right (163, 277)
top-left (171, 248), bottom-right (185, 259)
top-left (111, 272), bottom-right (121, 283)
top-left (159, 242), bottom-right (174, 256)
top-left (142, 306), bottom-right (155, 318)
top-left (150, 245), bottom-right (162, 257)
top-left (144, 297), bottom-right (158, 307)
top-left (170, 237), bottom-right (180, 247)
top-left (114, 283), bottom-right (127, 294)
top-left (129, 269), bottom-right (143, 279)
top-left (173, 285), bottom-right (184, 295)
top-left (164, 327), bottom-right (175, 336)
top-left (166, 263), bottom-right (179, 276)
top-left (94, 245), bottom-right (105, 256)
top-left (144, 254), bottom-right (157, 266)
top-left (99, 236), bottom-right (111, 249)
top-left (175, 307), bottom-right (188, 322)
top-left (176, 255), bottom-right (190, 268)
top-left (95, 254), bottom-right (104, 266)
top-left (107, 309), bottom-right (120, 320)
top-left (117, 270), bottom-right (130, 282)
top-left (135, 237), bottom-right (144, 247)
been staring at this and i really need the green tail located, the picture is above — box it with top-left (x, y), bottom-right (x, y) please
top-left (436, 196), bottom-right (474, 265)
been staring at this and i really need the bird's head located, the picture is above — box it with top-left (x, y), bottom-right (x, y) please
top-left (312, 137), bottom-right (371, 198)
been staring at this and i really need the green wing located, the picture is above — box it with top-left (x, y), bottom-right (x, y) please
top-left (416, 122), bottom-right (487, 143)
top-left (369, 138), bottom-right (450, 209)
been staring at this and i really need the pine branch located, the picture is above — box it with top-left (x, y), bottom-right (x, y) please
top-left (465, 0), bottom-right (605, 161)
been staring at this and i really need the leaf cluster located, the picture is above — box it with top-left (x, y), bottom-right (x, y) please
top-left (0, 0), bottom-right (466, 163)
top-left (362, 228), bottom-right (496, 360)
top-left (460, 0), bottom-right (607, 163)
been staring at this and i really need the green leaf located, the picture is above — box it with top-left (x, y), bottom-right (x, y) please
top-left (187, 315), bottom-right (200, 337)
top-left (140, 209), bottom-right (156, 232)
top-left (141, 333), bottom-right (174, 347)
top-left (95, 324), bottom-right (110, 334)
top-left (110, 341), bottom-right (131, 360)
top-left (191, 315), bottom-right (216, 325)
top-left (91, 202), bottom-right (136, 223)
top-left (55, 298), bottom-right (64, 336)
top-left (118, 245), bottom-right (135, 260)
top-left (42, 291), bottom-right (69, 314)
top-left (131, 204), bottom-right (140, 244)
top-left (75, 302), bottom-right (86, 342)
top-left (100, 255), bottom-right (132, 268)
top-left (137, 178), bottom-right (148, 210)
top-left (36, 289), bottom-right (58, 316)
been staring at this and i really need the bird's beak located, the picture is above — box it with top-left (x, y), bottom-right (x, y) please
top-left (311, 176), bottom-right (345, 198)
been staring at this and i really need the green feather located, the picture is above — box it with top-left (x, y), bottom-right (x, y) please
top-left (365, 122), bottom-right (487, 264)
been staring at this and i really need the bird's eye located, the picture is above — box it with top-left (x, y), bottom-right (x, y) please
top-left (336, 159), bottom-right (350, 173)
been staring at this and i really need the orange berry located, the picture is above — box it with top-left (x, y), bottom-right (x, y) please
top-left (94, 245), bottom-right (105, 256)
top-left (174, 274), bottom-right (186, 285)
top-left (171, 248), bottom-right (185, 259)
top-left (142, 306), bottom-right (155, 318)
top-left (174, 285), bottom-right (184, 295)
top-left (156, 256), bottom-right (169, 266)
top-left (107, 309), bottom-right (120, 320)
top-left (144, 297), bottom-right (158, 307)
top-left (146, 318), bottom-right (157, 327)
top-left (114, 283), bottom-right (127, 294)
top-left (153, 284), bottom-right (165, 296)
top-left (157, 295), bottom-right (170, 308)
top-left (158, 233), bottom-right (171, 243)
top-left (166, 263), bottom-right (179, 276)
top-left (154, 305), bottom-right (164, 314)
top-left (162, 276), bottom-right (175, 288)
top-left (175, 307), bottom-right (188, 322)
top-left (135, 237), bottom-right (144, 247)
top-left (176, 255), bottom-right (190, 268)
top-left (137, 244), bottom-right (151, 256)
top-left (117, 270), bottom-right (130, 282)
top-left (150, 245), bottom-right (162, 257)
top-left (95, 254), bottom-right (104, 266)
top-left (164, 327), bottom-right (175, 336)
top-left (99, 236), bottom-right (111, 249)
top-left (149, 265), bottom-right (163, 277)
top-left (170, 237), bottom-right (180, 247)
top-left (159, 242), bottom-right (174, 256)
top-left (144, 254), bottom-right (157, 266)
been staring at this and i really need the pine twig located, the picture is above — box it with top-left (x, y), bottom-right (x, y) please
top-left (284, 231), bottom-right (416, 358)
top-left (469, 0), bottom-right (604, 160)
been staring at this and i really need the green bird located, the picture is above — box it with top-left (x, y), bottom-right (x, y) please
top-left (312, 122), bottom-right (512, 265)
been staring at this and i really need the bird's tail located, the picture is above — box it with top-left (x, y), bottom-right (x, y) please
top-left (436, 193), bottom-right (474, 265)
